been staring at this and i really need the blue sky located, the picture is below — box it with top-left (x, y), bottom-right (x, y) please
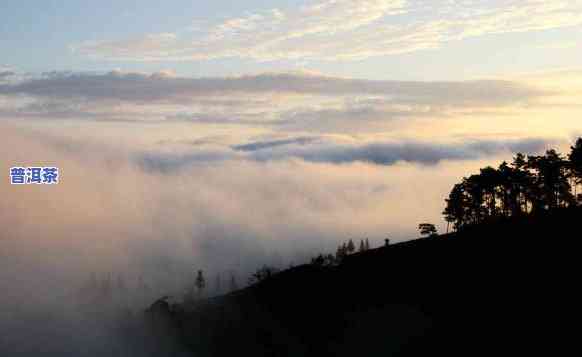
top-left (2, 0), bottom-right (580, 79)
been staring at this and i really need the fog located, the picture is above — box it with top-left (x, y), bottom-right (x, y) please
top-left (0, 122), bottom-right (535, 355)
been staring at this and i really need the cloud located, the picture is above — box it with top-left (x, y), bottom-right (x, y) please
top-left (131, 135), bottom-right (556, 171)
top-left (535, 41), bottom-right (579, 50)
top-left (0, 124), bottom-right (475, 303)
top-left (72, 0), bottom-right (582, 62)
top-left (2, 68), bottom-right (578, 141)
top-left (0, 93), bottom-right (573, 354)
top-left (0, 70), bottom-right (15, 79)
top-left (3, 127), bottom-right (472, 355)
top-left (233, 137), bottom-right (319, 152)
top-left (274, 105), bottom-right (441, 133)
top-left (0, 68), bottom-right (16, 84)
top-left (0, 71), bottom-right (544, 127)
top-left (236, 137), bottom-right (556, 165)
top-left (0, 71), bottom-right (540, 103)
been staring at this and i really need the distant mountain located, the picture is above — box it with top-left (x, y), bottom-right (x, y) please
top-left (147, 207), bottom-right (579, 356)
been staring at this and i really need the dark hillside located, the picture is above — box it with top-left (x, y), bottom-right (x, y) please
top-left (151, 207), bottom-right (579, 356)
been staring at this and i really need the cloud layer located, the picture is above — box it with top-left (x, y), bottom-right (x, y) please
top-left (0, 71), bottom-right (541, 104)
top-left (231, 137), bottom-right (554, 166)
top-left (0, 70), bottom-right (545, 133)
top-left (134, 135), bottom-right (556, 172)
top-left (73, 0), bottom-right (582, 62)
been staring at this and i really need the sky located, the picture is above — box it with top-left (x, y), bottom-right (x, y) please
top-left (1, 0), bottom-right (581, 78)
top-left (1, 0), bottom-right (582, 309)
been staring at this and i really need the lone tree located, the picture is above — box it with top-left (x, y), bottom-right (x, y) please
top-left (419, 223), bottom-right (438, 237)
top-left (347, 239), bottom-right (355, 254)
top-left (229, 273), bottom-right (238, 292)
top-left (195, 270), bottom-right (206, 296)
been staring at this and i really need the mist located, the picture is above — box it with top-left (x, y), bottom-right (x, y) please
top-left (0, 121), bottom-right (545, 355)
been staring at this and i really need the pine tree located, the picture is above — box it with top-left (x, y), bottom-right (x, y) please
top-left (347, 239), bottom-right (355, 254)
top-left (365, 238), bottom-right (370, 250)
top-left (568, 138), bottom-right (582, 201)
top-left (229, 274), bottom-right (238, 292)
top-left (528, 150), bottom-right (573, 209)
top-left (443, 183), bottom-right (467, 231)
top-left (512, 153), bottom-right (534, 214)
top-left (442, 138), bottom-right (582, 226)
top-left (359, 239), bottom-right (365, 252)
top-left (195, 270), bottom-right (206, 297)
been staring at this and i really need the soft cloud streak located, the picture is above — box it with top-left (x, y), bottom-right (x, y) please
top-left (0, 71), bottom-right (541, 104)
top-left (231, 137), bottom-right (555, 166)
top-left (133, 135), bottom-right (556, 172)
top-left (0, 71), bottom-right (546, 130)
top-left (73, 0), bottom-right (582, 62)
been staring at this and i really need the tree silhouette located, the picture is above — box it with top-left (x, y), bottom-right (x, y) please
top-left (527, 150), bottom-right (573, 209)
top-left (248, 265), bottom-right (279, 285)
top-left (324, 254), bottom-right (335, 266)
top-left (195, 270), bottom-right (206, 297)
top-left (365, 238), bottom-right (370, 250)
top-left (511, 153), bottom-right (532, 213)
top-left (479, 166), bottom-right (501, 217)
top-left (311, 254), bottom-right (325, 266)
top-left (229, 273), bottom-right (238, 292)
top-left (569, 138), bottom-right (582, 202)
top-left (444, 183), bottom-right (468, 231)
top-left (335, 245), bottom-right (344, 261)
top-left (359, 240), bottom-right (365, 252)
top-left (419, 223), bottom-right (438, 237)
top-left (347, 239), bottom-right (355, 254)
top-left (442, 139), bottom-right (581, 229)
top-left (311, 253), bottom-right (336, 267)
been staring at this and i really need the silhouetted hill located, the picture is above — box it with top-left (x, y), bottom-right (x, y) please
top-left (149, 207), bottom-right (579, 356)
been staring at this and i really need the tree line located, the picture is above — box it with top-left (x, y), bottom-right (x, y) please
top-left (310, 238), bottom-right (372, 267)
top-left (443, 138), bottom-right (582, 231)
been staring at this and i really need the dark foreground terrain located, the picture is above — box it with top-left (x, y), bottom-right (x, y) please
top-left (148, 208), bottom-right (578, 356)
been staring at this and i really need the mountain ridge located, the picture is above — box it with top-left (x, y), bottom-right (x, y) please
top-left (148, 207), bottom-right (578, 356)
